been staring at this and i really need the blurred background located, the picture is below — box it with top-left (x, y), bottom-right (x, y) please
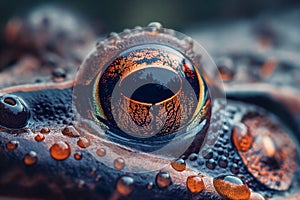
top-left (1, 0), bottom-right (300, 33)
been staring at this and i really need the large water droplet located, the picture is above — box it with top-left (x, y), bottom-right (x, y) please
top-left (114, 157), bottom-right (125, 170)
top-left (24, 151), bottom-right (37, 165)
top-left (6, 140), bottom-right (19, 150)
top-left (155, 171), bottom-right (172, 189)
top-left (116, 176), bottom-right (135, 196)
top-left (49, 141), bottom-right (71, 161)
top-left (213, 175), bottom-right (251, 200)
top-left (232, 123), bottom-right (253, 152)
top-left (171, 158), bottom-right (186, 172)
top-left (186, 175), bottom-right (205, 194)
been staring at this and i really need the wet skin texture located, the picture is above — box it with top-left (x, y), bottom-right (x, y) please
top-left (0, 6), bottom-right (300, 200)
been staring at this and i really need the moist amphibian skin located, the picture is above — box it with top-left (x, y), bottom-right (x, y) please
top-left (1, 5), bottom-right (300, 200)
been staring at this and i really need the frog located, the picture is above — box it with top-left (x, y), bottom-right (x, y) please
top-left (0, 5), bottom-right (300, 200)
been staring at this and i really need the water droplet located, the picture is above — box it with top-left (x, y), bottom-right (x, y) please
top-left (188, 153), bottom-right (198, 161)
top-left (206, 159), bottom-right (216, 170)
top-left (90, 167), bottom-right (96, 175)
top-left (147, 182), bottom-right (154, 190)
top-left (155, 171), bottom-right (172, 189)
top-left (218, 155), bottom-right (228, 168)
top-left (250, 192), bottom-right (265, 200)
top-left (95, 174), bottom-right (101, 182)
top-left (6, 140), bottom-right (19, 150)
top-left (62, 126), bottom-right (80, 137)
top-left (34, 133), bottom-right (45, 142)
top-left (24, 151), bottom-right (37, 165)
top-left (171, 158), bottom-right (186, 172)
top-left (186, 175), bottom-right (205, 194)
top-left (232, 123), bottom-right (253, 152)
top-left (96, 148), bottom-right (106, 157)
top-left (40, 127), bottom-right (50, 134)
top-left (77, 179), bottom-right (85, 189)
top-left (49, 141), bottom-right (71, 161)
top-left (74, 151), bottom-right (82, 160)
top-left (77, 137), bottom-right (90, 148)
top-left (213, 175), bottom-right (251, 200)
top-left (116, 176), bottom-right (135, 196)
top-left (114, 157), bottom-right (125, 170)
top-left (147, 22), bottom-right (163, 29)
top-left (52, 68), bottom-right (66, 82)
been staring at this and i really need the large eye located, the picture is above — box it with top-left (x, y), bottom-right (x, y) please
top-left (72, 23), bottom-right (225, 170)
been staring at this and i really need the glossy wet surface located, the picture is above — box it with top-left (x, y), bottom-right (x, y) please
top-left (0, 5), bottom-right (300, 200)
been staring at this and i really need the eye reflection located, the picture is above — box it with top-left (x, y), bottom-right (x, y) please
top-left (95, 44), bottom-right (209, 139)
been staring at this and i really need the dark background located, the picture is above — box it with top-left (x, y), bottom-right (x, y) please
top-left (1, 0), bottom-right (299, 33)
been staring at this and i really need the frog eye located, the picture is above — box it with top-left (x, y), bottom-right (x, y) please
top-left (73, 23), bottom-right (225, 159)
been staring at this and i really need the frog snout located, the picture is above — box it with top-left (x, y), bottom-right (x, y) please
top-left (0, 94), bottom-right (30, 129)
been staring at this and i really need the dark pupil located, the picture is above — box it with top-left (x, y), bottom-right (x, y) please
top-left (131, 84), bottom-right (174, 104)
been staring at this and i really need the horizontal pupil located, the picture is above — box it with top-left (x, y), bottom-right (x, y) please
top-left (119, 67), bottom-right (181, 104)
top-left (131, 83), bottom-right (174, 104)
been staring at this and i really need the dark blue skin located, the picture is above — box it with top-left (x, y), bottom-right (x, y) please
top-left (0, 6), bottom-right (300, 200)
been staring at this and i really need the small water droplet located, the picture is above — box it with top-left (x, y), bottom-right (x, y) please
top-left (77, 179), bottom-right (85, 189)
top-left (34, 133), bottom-right (45, 142)
top-left (90, 167), bottom-right (96, 175)
top-left (49, 141), bottom-right (71, 161)
top-left (155, 171), bottom-right (172, 189)
top-left (232, 123), bottom-right (253, 152)
top-left (116, 176), bottom-right (135, 196)
top-left (96, 148), bottom-right (106, 157)
top-left (24, 151), bottom-right (37, 165)
top-left (6, 140), bottom-right (19, 150)
top-left (52, 68), bottom-right (66, 82)
top-left (147, 22), bottom-right (163, 29)
top-left (189, 153), bottom-right (198, 161)
top-left (77, 137), bottom-right (90, 148)
top-left (95, 174), bottom-right (101, 182)
top-left (114, 157), bottom-right (125, 170)
top-left (147, 182), bottom-right (154, 190)
top-left (171, 158), bottom-right (186, 172)
top-left (206, 159), bottom-right (217, 170)
top-left (186, 175), bottom-right (205, 194)
top-left (74, 151), bottom-right (82, 160)
top-left (213, 175), bottom-right (251, 200)
top-left (40, 127), bottom-right (50, 134)
top-left (62, 126), bottom-right (80, 137)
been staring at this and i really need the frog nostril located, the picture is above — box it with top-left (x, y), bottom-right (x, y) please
top-left (3, 97), bottom-right (17, 106)
top-left (0, 94), bottom-right (30, 129)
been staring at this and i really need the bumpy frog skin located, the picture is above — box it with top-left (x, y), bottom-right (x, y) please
top-left (0, 6), bottom-right (300, 200)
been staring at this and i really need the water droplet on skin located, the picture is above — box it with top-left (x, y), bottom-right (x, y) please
top-left (186, 175), bottom-right (205, 194)
top-left (90, 167), bottom-right (96, 175)
top-left (40, 127), bottom-right (50, 134)
top-left (206, 159), bottom-right (216, 170)
top-left (74, 151), bottom-right (82, 160)
top-left (95, 174), bottom-right (101, 182)
top-left (116, 176), bottom-right (135, 196)
top-left (49, 141), bottom-right (71, 161)
top-left (114, 157), bottom-right (125, 170)
top-left (232, 123), bottom-right (253, 152)
top-left (77, 179), bottom-right (85, 189)
top-left (96, 148), bottom-right (106, 157)
top-left (6, 140), bottom-right (19, 150)
top-left (155, 171), bottom-right (172, 189)
top-left (77, 137), bottom-right (90, 148)
top-left (189, 153), bottom-right (198, 161)
top-left (24, 151), bottom-right (37, 165)
top-left (147, 182), bottom-right (154, 190)
top-left (62, 126), bottom-right (80, 137)
top-left (213, 175), bottom-right (251, 200)
top-left (250, 192), bottom-right (265, 200)
top-left (34, 133), bottom-right (45, 142)
top-left (171, 158), bottom-right (186, 172)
